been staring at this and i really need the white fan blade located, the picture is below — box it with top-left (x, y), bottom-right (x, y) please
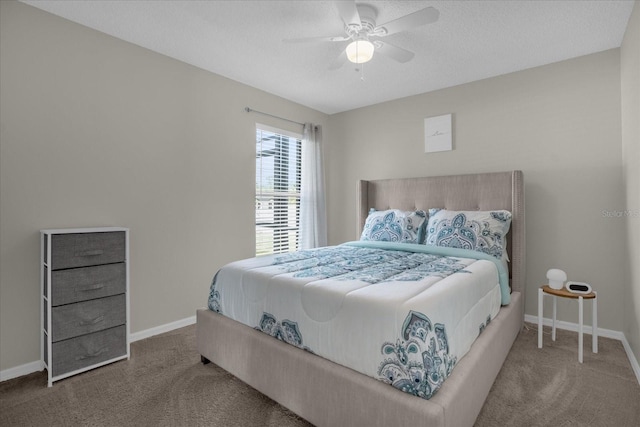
top-left (375, 6), bottom-right (439, 36)
top-left (375, 41), bottom-right (415, 63)
top-left (336, 0), bottom-right (361, 27)
top-left (283, 35), bottom-right (350, 43)
top-left (328, 50), bottom-right (348, 70)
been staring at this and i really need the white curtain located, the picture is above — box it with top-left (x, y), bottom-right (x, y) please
top-left (300, 123), bottom-right (327, 249)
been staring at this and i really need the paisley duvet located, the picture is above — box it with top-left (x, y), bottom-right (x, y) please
top-left (207, 241), bottom-right (509, 400)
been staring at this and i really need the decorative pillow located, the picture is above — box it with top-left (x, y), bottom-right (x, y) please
top-left (360, 209), bottom-right (427, 244)
top-left (425, 209), bottom-right (512, 260)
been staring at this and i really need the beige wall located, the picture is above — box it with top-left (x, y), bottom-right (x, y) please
top-left (0, 0), bottom-right (635, 374)
top-left (326, 49), bottom-right (625, 332)
top-left (0, 1), bottom-right (327, 371)
top-left (621, 2), bottom-right (640, 365)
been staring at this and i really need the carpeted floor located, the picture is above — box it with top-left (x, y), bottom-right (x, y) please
top-left (1, 323), bottom-right (638, 426)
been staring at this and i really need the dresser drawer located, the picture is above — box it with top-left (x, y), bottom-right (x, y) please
top-left (51, 263), bottom-right (126, 306)
top-left (51, 325), bottom-right (126, 377)
top-left (51, 232), bottom-right (125, 270)
top-left (51, 294), bottom-right (126, 342)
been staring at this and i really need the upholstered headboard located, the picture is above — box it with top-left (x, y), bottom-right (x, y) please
top-left (356, 171), bottom-right (525, 310)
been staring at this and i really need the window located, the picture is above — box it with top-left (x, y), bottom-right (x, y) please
top-left (255, 125), bottom-right (302, 256)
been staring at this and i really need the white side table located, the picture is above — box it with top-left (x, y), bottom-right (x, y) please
top-left (537, 284), bottom-right (597, 363)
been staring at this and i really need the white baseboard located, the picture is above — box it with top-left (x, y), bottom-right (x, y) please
top-left (0, 315), bottom-right (197, 383)
top-left (620, 333), bottom-right (640, 385)
top-left (525, 314), bottom-right (640, 385)
top-left (129, 315), bottom-right (196, 342)
top-left (0, 360), bottom-right (44, 383)
top-left (524, 314), bottom-right (623, 339)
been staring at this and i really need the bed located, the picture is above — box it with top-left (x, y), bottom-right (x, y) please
top-left (197, 170), bottom-right (525, 427)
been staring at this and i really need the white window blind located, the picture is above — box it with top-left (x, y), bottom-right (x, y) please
top-left (255, 125), bottom-right (302, 256)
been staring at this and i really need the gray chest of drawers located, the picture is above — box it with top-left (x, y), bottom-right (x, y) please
top-left (41, 227), bottom-right (130, 387)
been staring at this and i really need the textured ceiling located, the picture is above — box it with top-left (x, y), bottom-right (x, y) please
top-left (21, 1), bottom-right (635, 114)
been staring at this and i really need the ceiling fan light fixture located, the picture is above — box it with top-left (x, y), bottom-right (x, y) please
top-left (346, 39), bottom-right (374, 64)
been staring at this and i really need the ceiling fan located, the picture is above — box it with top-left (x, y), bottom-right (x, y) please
top-left (284, 1), bottom-right (439, 69)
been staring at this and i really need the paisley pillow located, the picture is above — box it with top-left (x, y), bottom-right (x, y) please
top-left (360, 209), bottom-right (427, 244)
top-left (425, 209), bottom-right (512, 260)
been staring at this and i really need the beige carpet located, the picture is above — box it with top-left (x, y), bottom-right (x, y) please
top-left (1, 323), bottom-right (638, 426)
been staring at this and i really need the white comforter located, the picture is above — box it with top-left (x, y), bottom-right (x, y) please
top-left (208, 241), bottom-right (507, 399)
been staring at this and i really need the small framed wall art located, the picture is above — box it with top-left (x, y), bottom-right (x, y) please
top-left (424, 113), bottom-right (453, 153)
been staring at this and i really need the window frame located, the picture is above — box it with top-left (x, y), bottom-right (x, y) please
top-left (255, 124), bottom-right (303, 256)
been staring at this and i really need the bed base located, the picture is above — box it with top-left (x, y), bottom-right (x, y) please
top-left (197, 292), bottom-right (522, 427)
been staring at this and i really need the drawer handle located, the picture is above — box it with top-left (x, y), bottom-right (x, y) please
top-left (79, 283), bottom-right (105, 292)
top-left (76, 347), bottom-right (109, 361)
top-left (76, 249), bottom-right (104, 257)
top-left (79, 315), bottom-right (105, 326)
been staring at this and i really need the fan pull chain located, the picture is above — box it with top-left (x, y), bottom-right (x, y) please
top-left (355, 63), bottom-right (365, 81)
top-left (353, 38), bottom-right (365, 81)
